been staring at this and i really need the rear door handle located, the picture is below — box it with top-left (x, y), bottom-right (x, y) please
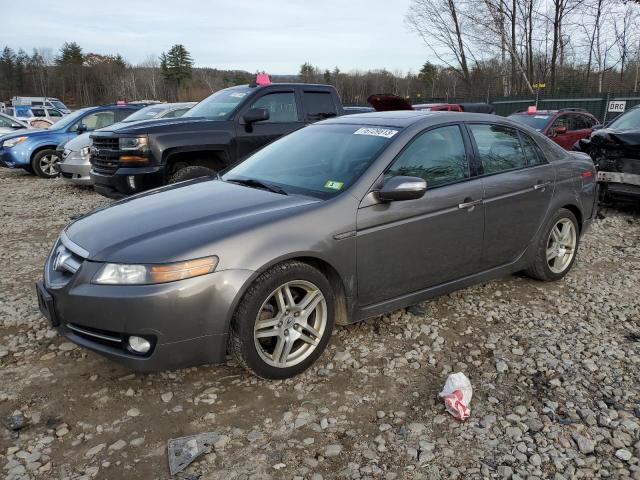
top-left (534, 182), bottom-right (551, 191)
top-left (458, 199), bottom-right (482, 209)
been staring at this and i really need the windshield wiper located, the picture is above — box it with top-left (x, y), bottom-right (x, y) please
top-left (225, 177), bottom-right (288, 195)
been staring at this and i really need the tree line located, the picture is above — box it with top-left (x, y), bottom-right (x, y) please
top-left (0, 0), bottom-right (638, 109)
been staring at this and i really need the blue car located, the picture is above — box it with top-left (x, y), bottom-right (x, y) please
top-left (0, 103), bottom-right (145, 178)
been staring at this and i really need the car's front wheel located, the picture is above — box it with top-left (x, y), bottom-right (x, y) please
top-left (31, 149), bottom-right (61, 178)
top-left (229, 261), bottom-right (335, 379)
top-left (525, 208), bottom-right (579, 281)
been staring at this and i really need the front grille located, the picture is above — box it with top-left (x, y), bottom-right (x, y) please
top-left (45, 233), bottom-right (87, 289)
top-left (91, 136), bottom-right (120, 175)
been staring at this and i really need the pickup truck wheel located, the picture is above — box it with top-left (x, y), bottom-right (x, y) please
top-left (167, 165), bottom-right (215, 184)
top-left (229, 261), bottom-right (335, 379)
top-left (524, 208), bottom-right (579, 281)
top-left (31, 149), bottom-right (61, 179)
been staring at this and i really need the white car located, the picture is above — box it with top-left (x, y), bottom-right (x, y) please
top-left (0, 112), bottom-right (30, 135)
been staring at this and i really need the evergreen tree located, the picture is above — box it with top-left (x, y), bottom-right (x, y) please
top-left (299, 62), bottom-right (316, 82)
top-left (55, 42), bottom-right (83, 66)
top-left (160, 44), bottom-right (193, 87)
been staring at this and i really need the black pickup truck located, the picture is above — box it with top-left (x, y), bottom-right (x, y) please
top-left (90, 80), bottom-right (344, 198)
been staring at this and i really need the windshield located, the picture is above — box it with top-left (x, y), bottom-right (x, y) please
top-left (609, 108), bottom-right (640, 130)
top-left (50, 100), bottom-right (67, 110)
top-left (48, 108), bottom-right (91, 130)
top-left (508, 113), bottom-right (551, 131)
top-left (223, 124), bottom-right (398, 198)
top-left (123, 105), bottom-right (169, 122)
top-left (184, 87), bottom-right (252, 120)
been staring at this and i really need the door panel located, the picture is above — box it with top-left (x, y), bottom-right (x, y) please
top-left (481, 164), bottom-right (554, 267)
top-left (356, 179), bottom-right (484, 306)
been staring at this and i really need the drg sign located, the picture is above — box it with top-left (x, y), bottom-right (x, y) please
top-left (608, 101), bottom-right (626, 113)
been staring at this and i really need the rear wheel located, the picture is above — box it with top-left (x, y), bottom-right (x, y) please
top-left (229, 261), bottom-right (335, 379)
top-left (525, 208), bottom-right (579, 281)
top-left (167, 165), bottom-right (215, 184)
top-left (31, 149), bottom-right (61, 178)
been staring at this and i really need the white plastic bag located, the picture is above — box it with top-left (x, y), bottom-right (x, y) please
top-left (438, 372), bottom-right (473, 421)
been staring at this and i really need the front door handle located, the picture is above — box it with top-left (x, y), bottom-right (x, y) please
top-left (533, 182), bottom-right (551, 191)
top-left (458, 199), bottom-right (482, 210)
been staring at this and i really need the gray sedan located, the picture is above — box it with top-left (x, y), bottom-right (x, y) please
top-left (37, 111), bottom-right (597, 379)
top-left (58, 103), bottom-right (195, 185)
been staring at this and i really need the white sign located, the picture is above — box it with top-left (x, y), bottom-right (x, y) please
top-left (608, 100), bottom-right (626, 113)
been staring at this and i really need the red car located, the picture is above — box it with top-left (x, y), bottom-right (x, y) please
top-left (508, 108), bottom-right (600, 150)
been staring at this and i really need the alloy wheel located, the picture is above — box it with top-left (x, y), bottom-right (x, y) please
top-left (39, 154), bottom-right (60, 176)
top-left (253, 280), bottom-right (327, 368)
top-left (546, 218), bottom-right (577, 274)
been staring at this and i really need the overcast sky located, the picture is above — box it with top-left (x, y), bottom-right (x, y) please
top-left (3, 0), bottom-right (429, 74)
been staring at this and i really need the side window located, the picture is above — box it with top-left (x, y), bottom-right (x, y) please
top-left (583, 115), bottom-right (596, 128)
top-left (551, 115), bottom-right (569, 131)
top-left (48, 109), bottom-right (62, 117)
top-left (469, 123), bottom-right (527, 174)
top-left (0, 116), bottom-right (11, 127)
top-left (302, 92), bottom-right (337, 121)
top-left (250, 92), bottom-right (298, 123)
top-left (385, 125), bottom-right (469, 188)
top-left (31, 108), bottom-right (45, 117)
top-left (519, 132), bottom-right (546, 166)
top-left (117, 108), bottom-right (136, 122)
top-left (71, 111), bottom-right (116, 132)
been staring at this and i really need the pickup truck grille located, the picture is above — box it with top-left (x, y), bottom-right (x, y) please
top-left (91, 137), bottom-right (120, 175)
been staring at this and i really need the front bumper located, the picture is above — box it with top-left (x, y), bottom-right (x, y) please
top-left (91, 166), bottom-right (165, 199)
top-left (0, 145), bottom-right (30, 168)
top-left (597, 171), bottom-right (640, 199)
top-left (37, 264), bottom-right (254, 372)
top-left (59, 152), bottom-right (92, 185)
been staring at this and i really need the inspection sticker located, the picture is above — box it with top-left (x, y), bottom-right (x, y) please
top-left (324, 180), bottom-right (344, 190)
top-left (229, 92), bottom-right (247, 98)
top-left (354, 127), bottom-right (398, 138)
top-left (534, 115), bottom-right (549, 119)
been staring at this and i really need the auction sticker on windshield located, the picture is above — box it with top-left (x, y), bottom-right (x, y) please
top-left (324, 180), bottom-right (344, 190)
top-left (354, 127), bottom-right (398, 138)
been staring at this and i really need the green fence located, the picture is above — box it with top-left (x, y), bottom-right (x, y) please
top-left (411, 92), bottom-right (640, 122)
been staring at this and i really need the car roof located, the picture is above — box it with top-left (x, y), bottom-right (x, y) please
top-left (324, 110), bottom-right (504, 128)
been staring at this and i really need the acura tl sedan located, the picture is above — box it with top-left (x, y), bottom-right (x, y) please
top-left (37, 111), bottom-right (597, 379)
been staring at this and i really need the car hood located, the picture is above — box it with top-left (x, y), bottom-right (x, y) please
top-left (97, 116), bottom-right (225, 135)
top-left (1, 128), bottom-right (48, 141)
top-left (65, 178), bottom-right (320, 263)
top-left (60, 131), bottom-right (92, 151)
top-left (367, 94), bottom-right (414, 112)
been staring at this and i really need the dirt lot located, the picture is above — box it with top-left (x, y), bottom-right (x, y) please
top-left (1, 167), bottom-right (639, 480)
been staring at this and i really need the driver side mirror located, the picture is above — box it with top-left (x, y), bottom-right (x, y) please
top-left (554, 126), bottom-right (567, 135)
top-left (77, 123), bottom-right (88, 134)
top-left (375, 176), bottom-right (427, 202)
top-left (242, 107), bottom-right (270, 124)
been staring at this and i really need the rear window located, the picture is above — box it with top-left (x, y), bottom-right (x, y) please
top-left (508, 113), bottom-right (551, 131)
top-left (302, 91), bottom-right (337, 121)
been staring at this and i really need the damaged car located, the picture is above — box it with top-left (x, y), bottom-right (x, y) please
top-left (574, 105), bottom-right (640, 201)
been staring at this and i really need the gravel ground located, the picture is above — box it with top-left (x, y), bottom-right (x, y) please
top-left (1, 167), bottom-right (639, 480)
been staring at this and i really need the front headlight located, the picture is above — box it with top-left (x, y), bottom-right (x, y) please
top-left (119, 136), bottom-right (148, 151)
top-left (93, 256), bottom-right (218, 285)
top-left (2, 136), bottom-right (27, 148)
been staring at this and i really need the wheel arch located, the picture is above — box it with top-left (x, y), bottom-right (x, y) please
top-left (30, 144), bottom-right (59, 162)
top-left (164, 149), bottom-right (228, 175)
top-left (560, 203), bottom-right (583, 232)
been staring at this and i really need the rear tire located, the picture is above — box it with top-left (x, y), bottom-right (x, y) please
top-left (167, 165), bottom-right (215, 184)
top-left (31, 149), bottom-right (61, 179)
top-left (524, 208), bottom-right (579, 281)
top-left (229, 261), bottom-right (335, 379)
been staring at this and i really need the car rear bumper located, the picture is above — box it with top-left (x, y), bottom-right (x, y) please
top-left (91, 166), bottom-right (165, 199)
top-left (37, 267), bottom-right (255, 372)
top-left (597, 171), bottom-right (640, 199)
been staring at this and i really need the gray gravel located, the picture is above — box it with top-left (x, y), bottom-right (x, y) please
top-left (1, 168), bottom-right (639, 479)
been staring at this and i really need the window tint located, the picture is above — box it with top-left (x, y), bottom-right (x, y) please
top-left (385, 125), bottom-right (469, 187)
top-left (519, 132), bottom-right (546, 166)
top-left (302, 91), bottom-right (337, 121)
top-left (0, 116), bottom-right (12, 127)
top-left (551, 115), bottom-right (569, 131)
top-left (71, 110), bottom-right (115, 131)
top-left (250, 92), bottom-right (298, 123)
top-left (568, 114), bottom-right (587, 130)
top-left (583, 115), bottom-right (597, 128)
top-left (469, 124), bottom-right (527, 174)
top-left (31, 108), bottom-right (45, 117)
top-left (48, 109), bottom-right (62, 117)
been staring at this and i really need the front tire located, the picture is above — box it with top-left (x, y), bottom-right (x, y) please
top-left (229, 261), bottom-right (335, 379)
top-left (525, 208), bottom-right (579, 281)
top-left (31, 149), bottom-right (61, 178)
